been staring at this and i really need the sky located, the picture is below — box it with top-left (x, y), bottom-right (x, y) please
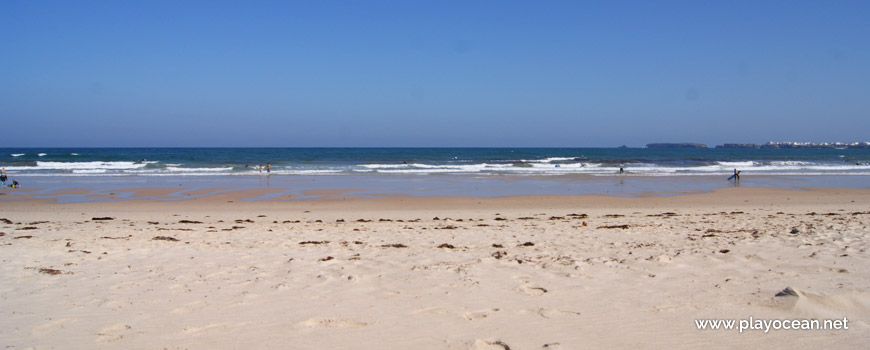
top-left (2, 1), bottom-right (869, 147)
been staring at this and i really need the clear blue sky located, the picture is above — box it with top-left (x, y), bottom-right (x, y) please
top-left (2, 1), bottom-right (869, 147)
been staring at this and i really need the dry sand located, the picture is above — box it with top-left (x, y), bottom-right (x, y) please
top-left (1, 187), bottom-right (869, 349)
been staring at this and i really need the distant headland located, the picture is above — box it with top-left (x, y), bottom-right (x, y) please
top-left (718, 142), bottom-right (870, 149)
top-left (646, 142), bottom-right (870, 149)
top-left (645, 143), bottom-right (708, 149)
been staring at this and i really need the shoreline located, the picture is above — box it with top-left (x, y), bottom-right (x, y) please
top-left (3, 185), bottom-right (870, 214)
top-left (2, 174), bottom-right (869, 204)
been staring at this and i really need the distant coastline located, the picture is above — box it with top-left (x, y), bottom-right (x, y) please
top-left (645, 143), bottom-right (707, 149)
top-left (647, 142), bottom-right (870, 149)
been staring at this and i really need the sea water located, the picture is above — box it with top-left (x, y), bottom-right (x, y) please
top-left (2, 148), bottom-right (869, 201)
top-left (3, 147), bottom-right (870, 177)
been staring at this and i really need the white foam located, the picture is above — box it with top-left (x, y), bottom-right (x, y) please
top-left (120, 167), bottom-right (234, 175)
top-left (520, 157), bottom-right (579, 163)
top-left (718, 161), bottom-right (756, 167)
top-left (164, 167), bottom-right (233, 173)
top-left (528, 162), bottom-right (590, 169)
top-left (11, 153), bottom-right (24, 157)
top-left (38, 153), bottom-right (47, 157)
top-left (279, 169), bottom-right (345, 175)
top-left (363, 162), bottom-right (608, 175)
top-left (465, 161), bottom-right (870, 176)
top-left (4, 158), bottom-right (869, 177)
top-left (360, 163), bottom-right (412, 169)
top-left (35, 161), bottom-right (147, 170)
top-left (373, 168), bottom-right (475, 174)
top-left (770, 161), bottom-right (813, 166)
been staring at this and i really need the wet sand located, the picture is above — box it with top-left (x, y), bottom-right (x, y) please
top-left (1, 187), bottom-right (869, 349)
top-left (7, 174), bottom-right (870, 204)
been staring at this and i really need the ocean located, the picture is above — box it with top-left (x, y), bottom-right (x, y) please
top-left (3, 147), bottom-right (870, 177)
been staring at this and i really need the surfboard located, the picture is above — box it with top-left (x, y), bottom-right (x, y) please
top-left (727, 174), bottom-right (737, 180)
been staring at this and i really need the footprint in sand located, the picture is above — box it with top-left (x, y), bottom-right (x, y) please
top-left (229, 292), bottom-right (260, 307)
top-left (512, 275), bottom-right (548, 296)
top-left (170, 300), bottom-right (208, 314)
top-left (109, 281), bottom-right (141, 290)
top-left (415, 306), bottom-right (449, 315)
top-left (648, 254), bottom-right (672, 262)
top-left (96, 323), bottom-right (132, 343)
top-left (523, 307), bottom-right (580, 319)
top-left (32, 318), bottom-right (77, 337)
top-left (315, 269), bottom-right (347, 282)
top-left (169, 283), bottom-right (192, 294)
top-left (99, 297), bottom-right (133, 311)
top-left (470, 339), bottom-right (512, 350)
top-left (646, 305), bottom-right (678, 313)
top-left (298, 318), bottom-right (368, 328)
top-left (517, 283), bottom-right (549, 296)
top-left (463, 308), bottom-right (500, 321)
top-left (183, 322), bottom-right (237, 335)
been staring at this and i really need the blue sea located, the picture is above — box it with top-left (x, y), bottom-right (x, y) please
top-left (3, 147), bottom-right (870, 177)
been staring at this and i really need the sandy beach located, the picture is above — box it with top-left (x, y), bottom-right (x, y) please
top-left (2, 186), bottom-right (869, 349)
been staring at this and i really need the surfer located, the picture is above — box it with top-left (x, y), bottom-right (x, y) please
top-left (733, 169), bottom-right (741, 181)
top-left (0, 168), bottom-right (6, 187)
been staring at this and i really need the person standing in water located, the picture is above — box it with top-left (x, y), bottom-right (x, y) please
top-left (0, 168), bottom-right (6, 187)
top-left (266, 163), bottom-right (271, 173)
